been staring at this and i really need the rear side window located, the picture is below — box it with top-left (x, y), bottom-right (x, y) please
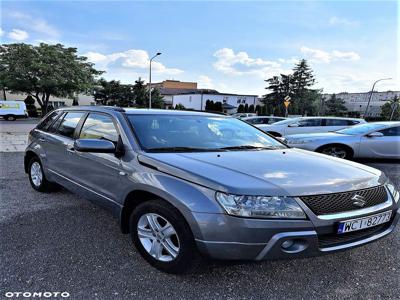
top-left (379, 126), bottom-right (400, 136)
top-left (325, 119), bottom-right (349, 126)
top-left (79, 113), bottom-right (118, 143)
top-left (56, 112), bottom-right (85, 138)
top-left (37, 111), bottom-right (62, 131)
top-left (298, 119), bottom-right (322, 127)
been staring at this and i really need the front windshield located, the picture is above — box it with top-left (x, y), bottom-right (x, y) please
top-left (127, 115), bottom-right (286, 152)
top-left (336, 123), bottom-right (385, 135)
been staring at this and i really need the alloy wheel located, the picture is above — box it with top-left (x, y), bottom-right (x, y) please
top-left (30, 162), bottom-right (43, 187)
top-left (322, 147), bottom-right (347, 158)
top-left (137, 213), bottom-right (180, 262)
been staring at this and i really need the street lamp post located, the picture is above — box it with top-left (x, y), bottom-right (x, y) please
top-left (363, 77), bottom-right (391, 117)
top-left (149, 52), bottom-right (162, 109)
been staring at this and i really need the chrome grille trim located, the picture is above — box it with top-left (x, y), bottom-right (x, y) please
top-left (299, 185), bottom-right (389, 217)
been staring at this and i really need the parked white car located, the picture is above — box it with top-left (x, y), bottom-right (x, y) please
top-left (0, 100), bottom-right (28, 121)
top-left (257, 117), bottom-right (366, 137)
top-left (242, 116), bottom-right (286, 125)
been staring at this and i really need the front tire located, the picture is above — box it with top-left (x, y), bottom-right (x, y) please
top-left (28, 157), bottom-right (56, 192)
top-left (318, 145), bottom-right (353, 159)
top-left (130, 199), bottom-right (199, 274)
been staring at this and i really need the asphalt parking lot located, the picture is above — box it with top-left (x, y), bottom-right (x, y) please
top-left (0, 152), bottom-right (399, 300)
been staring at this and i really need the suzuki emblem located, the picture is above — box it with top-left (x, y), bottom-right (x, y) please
top-left (351, 194), bottom-right (367, 208)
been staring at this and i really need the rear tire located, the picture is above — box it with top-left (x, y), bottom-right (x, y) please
top-left (318, 145), bottom-right (353, 159)
top-left (5, 115), bottom-right (16, 121)
top-left (28, 157), bottom-right (57, 192)
top-left (130, 199), bottom-right (200, 274)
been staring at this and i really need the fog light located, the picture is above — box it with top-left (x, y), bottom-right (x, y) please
top-left (281, 240), bottom-right (294, 249)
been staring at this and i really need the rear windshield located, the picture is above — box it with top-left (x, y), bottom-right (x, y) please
top-left (127, 115), bottom-right (286, 152)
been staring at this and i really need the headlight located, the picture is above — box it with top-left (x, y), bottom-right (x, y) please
top-left (386, 180), bottom-right (399, 203)
top-left (215, 192), bottom-right (306, 219)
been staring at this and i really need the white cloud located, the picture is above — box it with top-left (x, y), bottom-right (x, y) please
top-left (300, 46), bottom-right (360, 63)
top-left (8, 29), bottom-right (29, 41)
top-left (0, 28), bottom-right (4, 37)
top-left (197, 75), bottom-right (214, 89)
top-left (9, 11), bottom-right (60, 38)
top-left (329, 16), bottom-right (359, 27)
top-left (84, 49), bottom-right (183, 81)
top-left (213, 48), bottom-right (288, 78)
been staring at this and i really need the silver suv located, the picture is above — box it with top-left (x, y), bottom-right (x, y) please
top-left (25, 106), bottom-right (399, 273)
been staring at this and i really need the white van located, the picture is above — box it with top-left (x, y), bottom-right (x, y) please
top-left (0, 100), bottom-right (28, 121)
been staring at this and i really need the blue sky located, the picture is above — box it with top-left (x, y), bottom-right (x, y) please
top-left (1, 0), bottom-right (399, 95)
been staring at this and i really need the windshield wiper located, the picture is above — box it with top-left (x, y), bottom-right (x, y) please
top-left (215, 145), bottom-right (280, 151)
top-left (146, 146), bottom-right (217, 153)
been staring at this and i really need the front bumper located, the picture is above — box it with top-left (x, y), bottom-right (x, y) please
top-left (194, 203), bottom-right (399, 261)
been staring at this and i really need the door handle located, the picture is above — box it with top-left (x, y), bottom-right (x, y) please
top-left (39, 138), bottom-right (46, 142)
top-left (66, 145), bottom-right (75, 153)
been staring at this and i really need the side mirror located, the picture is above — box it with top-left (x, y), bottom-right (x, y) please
top-left (288, 123), bottom-right (299, 128)
top-left (74, 139), bottom-right (116, 153)
top-left (366, 132), bottom-right (384, 138)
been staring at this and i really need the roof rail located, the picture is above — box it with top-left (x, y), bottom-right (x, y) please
top-left (101, 106), bottom-right (126, 112)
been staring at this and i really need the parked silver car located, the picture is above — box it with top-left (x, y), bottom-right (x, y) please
top-left (286, 122), bottom-right (400, 159)
top-left (257, 116), bottom-right (366, 137)
top-left (25, 107), bottom-right (399, 273)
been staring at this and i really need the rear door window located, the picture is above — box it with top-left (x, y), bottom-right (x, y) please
top-left (298, 119), bottom-right (322, 127)
top-left (56, 112), bottom-right (85, 138)
top-left (325, 119), bottom-right (350, 126)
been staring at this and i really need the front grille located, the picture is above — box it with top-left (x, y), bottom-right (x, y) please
top-left (299, 185), bottom-right (388, 215)
top-left (318, 222), bottom-right (392, 248)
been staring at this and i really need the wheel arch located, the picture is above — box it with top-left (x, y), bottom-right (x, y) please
top-left (24, 150), bottom-right (38, 173)
top-left (316, 143), bottom-right (355, 157)
top-left (119, 189), bottom-right (199, 236)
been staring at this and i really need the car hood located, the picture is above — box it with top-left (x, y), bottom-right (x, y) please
top-left (138, 149), bottom-right (385, 196)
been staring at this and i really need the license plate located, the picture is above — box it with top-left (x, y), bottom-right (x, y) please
top-left (337, 211), bottom-right (392, 234)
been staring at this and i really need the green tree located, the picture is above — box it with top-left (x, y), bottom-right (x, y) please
top-left (248, 104), bottom-right (255, 113)
top-left (325, 94), bottom-right (347, 116)
top-left (263, 74), bottom-right (292, 116)
top-left (381, 96), bottom-right (400, 121)
top-left (205, 100), bottom-right (212, 111)
top-left (263, 59), bottom-right (320, 116)
top-left (174, 103), bottom-right (185, 110)
top-left (149, 88), bottom-right (164, 108)
top-left (214, 102), bottom-right (223, 112)
top-left (244, 103), bottom-right (249, 113)
top-left (24, 95), bottom-right (38, 117)
top-left (255, 105), bottom-right (261, 115)
top-left (0, 43), bottom-right (102, 114)
top-left (237, 104), bottom-right (245, 113)
top-left (132, 78), bottom-right (148, 107)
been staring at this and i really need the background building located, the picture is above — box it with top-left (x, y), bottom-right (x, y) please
top-left (172, 91), bottom-right (258, 114)
top-left (322, 91), bottom-right (400, 117)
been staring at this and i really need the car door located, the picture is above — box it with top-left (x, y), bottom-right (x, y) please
top-left (43, 111), bottom-right (86, 180)
top-left (359, 126), bottom-right (400, 158)
top-left (285, 118), bottom-right (323, 135)
top-left (71, 112), bottom-right (124, 209)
